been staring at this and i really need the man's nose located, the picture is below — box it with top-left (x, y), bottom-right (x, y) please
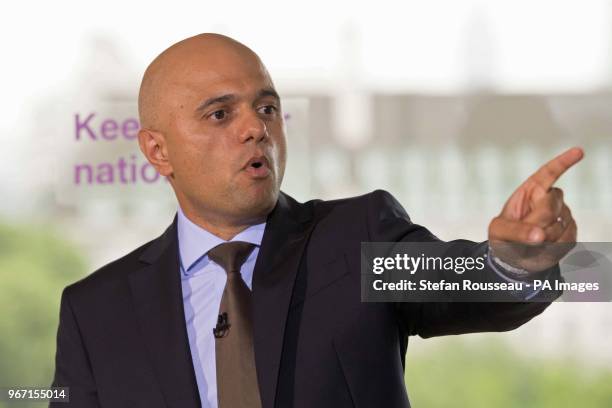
top-left (237, 110), bottom-right (268, 144)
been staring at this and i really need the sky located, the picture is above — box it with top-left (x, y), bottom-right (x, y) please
top-left (1, 0), bottom-right (611, 216)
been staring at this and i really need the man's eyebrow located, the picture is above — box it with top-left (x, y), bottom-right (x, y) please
top-left (195, 94), bottom-right (237, 113)
top-left (195, 88), bottom-right (280, 114)
top-left (256, 88), bottom-right (280, 102)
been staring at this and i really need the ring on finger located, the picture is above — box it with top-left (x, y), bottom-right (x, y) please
top-left (556, 216), bottom-right (567, 229)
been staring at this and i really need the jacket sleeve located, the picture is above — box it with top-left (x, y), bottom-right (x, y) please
top-left (364, 189), bottom-right (562, 339)
top-left (49, 287), bottom-right (101, 408)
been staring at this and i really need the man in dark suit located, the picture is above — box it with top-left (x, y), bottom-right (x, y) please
top-left (50, 33), bottom-right (583, 407)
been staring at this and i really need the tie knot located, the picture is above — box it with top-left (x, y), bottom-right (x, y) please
top-left (208, 241), bottom-right (256, 274)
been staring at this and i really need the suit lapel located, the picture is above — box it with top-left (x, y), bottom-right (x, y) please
top-left (252, 192), bottom-right (316, 408)
top-left (127, 219), bottom-right (201, 408)
top-left (125, 192), bottom-right (315, 408)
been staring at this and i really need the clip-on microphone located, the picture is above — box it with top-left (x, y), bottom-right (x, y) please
top-left (213, 312), bottom-right (231, 338)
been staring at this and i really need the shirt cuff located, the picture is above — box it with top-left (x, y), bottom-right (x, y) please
top-left (486, 245), bottom-right (548, 301)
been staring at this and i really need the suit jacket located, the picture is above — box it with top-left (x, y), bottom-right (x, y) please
top-left (50, 190), bottom-right (558, 408)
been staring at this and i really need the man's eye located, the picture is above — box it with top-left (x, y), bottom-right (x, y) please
top-left (259, 105), bottom-right (277, 115)
top-left (210, 110), bottom-right (227, 120)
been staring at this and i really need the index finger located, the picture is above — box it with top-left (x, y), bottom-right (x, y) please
top-left (528, 147), bottom-right (584, 191)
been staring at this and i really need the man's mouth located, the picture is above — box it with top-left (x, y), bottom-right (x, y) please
top-left (243, 155), bottom-right (271, 179)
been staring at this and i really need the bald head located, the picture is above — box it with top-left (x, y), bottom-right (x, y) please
top-left (138, 33), bottom-right (270, 130)
top-left (136, 33), bottom-right (286, 239)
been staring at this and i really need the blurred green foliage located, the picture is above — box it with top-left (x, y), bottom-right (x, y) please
top-left (406, 339), bottom-right (612, 407)
top-left (0, 222), bottom-right (86, 408)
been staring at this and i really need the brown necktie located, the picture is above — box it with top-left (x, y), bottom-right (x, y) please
top-left (207, 241), bottom-right (262, 408)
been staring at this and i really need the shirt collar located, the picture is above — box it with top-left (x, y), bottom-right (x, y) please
top-left (177, 206), bottom-right (266, 273)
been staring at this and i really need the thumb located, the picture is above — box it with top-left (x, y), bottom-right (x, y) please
top-left (489, 216), bottom-right (545, 244)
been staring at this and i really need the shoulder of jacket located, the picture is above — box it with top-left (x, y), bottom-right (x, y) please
top-left (62, 234), bottom-right (160, 298)
top-left (309, 189), bottom-right (394, 209)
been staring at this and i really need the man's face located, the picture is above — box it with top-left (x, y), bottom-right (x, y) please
top-left (155, 46), bottom-right (287, 225)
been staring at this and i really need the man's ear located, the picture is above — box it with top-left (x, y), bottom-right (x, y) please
top-left (138, 128), bottom-right (173, 177)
